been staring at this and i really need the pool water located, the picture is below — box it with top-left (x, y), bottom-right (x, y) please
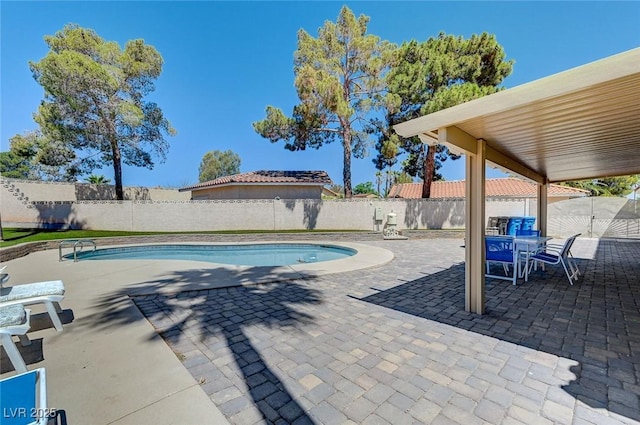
top-left (70, 243), bottom-right (356, 266)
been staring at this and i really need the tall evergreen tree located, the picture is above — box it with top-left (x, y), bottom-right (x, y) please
top-left (374, 33), bottom-right (513, 197)
top-left (0, 151), bottom-right (32, 179)
top-left (254, 6), bottom-right (392, 198)
top-left (28, 24), bottom-right (175, 199)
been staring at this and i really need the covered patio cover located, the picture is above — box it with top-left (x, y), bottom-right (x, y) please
top-left (394, 47), bottom-right (640, 314)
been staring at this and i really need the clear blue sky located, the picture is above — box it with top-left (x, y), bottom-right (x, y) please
top-left (2, 1), bottom-right (639, 189)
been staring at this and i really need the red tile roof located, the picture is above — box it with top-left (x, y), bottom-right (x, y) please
top-left (388, 178), bottom-right (590, 199)
top-left (180, 170), bottom-right (332, 192)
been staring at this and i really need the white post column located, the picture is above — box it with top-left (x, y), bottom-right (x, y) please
top-left (465, 139), bottom-right (486, 314)
top-left (537, 181), bottom-right (548, 236)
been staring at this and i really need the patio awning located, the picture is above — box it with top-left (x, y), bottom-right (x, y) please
top-left (394, 48), bottom-right (640, 183)
top-left (393, 48), bottom-right (640, 314)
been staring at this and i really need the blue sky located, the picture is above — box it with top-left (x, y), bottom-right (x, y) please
top-left (2, 1), bottom-right (639, 189)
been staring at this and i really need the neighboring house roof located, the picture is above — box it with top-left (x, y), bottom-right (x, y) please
top-left (388, 178), bottom-right (590, 199)
top-left (322, 187), bottom-right (341, 198)
top-left (179, 170), bottom-right (332, 192)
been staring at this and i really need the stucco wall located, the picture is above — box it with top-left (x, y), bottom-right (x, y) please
top-left (1, 195), bottom-right (528, 232)
top-left (548, 196), bottom-right (640, 238)
top-left (2, 177), bottom-right (638, 237)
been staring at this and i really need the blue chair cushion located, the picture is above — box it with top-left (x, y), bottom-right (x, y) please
top-left (486, 236), bottom-right (515, 263)
top-left (487, 250), bottom-right (514, 262)
top-left (531, 252), bottom-right (558, 263)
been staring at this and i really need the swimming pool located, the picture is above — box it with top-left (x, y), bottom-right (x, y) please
top-left (69, 243), bottom-right (357, 266)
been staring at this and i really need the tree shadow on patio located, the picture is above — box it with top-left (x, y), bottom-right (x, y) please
top-left (358, 238), bottom-right (640, 422)
top-left (87, 267), bottom-right (323, 424)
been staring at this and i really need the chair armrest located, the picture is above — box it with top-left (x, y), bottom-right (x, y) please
top-left (533, 245), bottom-right (562, 256)
top-left (544, 246), bottom-right (562, 255)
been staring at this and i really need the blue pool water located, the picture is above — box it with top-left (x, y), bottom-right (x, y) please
top-left (70, 243), bottom-right (356, 266)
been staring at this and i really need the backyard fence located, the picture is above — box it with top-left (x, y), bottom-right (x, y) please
top-left (1, 178), bottom-right (638, 238)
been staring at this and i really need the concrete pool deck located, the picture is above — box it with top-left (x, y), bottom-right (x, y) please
top-left (0, 239), bottom-right (393, 424)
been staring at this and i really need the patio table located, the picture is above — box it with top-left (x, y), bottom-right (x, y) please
top-left (514, 235), bottom-right (552, 282)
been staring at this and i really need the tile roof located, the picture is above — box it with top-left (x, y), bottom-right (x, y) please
top-left (179, 170), bottom-right (332, 192)
top-left (388, 178), bottom-right (590, 199)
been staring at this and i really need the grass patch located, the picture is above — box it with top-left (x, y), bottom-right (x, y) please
top-left (0, 228), bottom-right (368, 248)
top-left (0, 229), bottom-right (164, 247)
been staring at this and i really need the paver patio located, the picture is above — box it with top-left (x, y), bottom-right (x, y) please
top-left (124, 237), bottom-right (639, 424)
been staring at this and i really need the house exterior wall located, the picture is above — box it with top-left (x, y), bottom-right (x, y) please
top-left (189, 184), bottom-right (323, 200)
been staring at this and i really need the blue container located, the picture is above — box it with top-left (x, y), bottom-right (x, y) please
top-left (516, 228), bottom-right (540, 237)
top-left (506, 217), bottom-right (523, 236)
top-left (521, 216), bottom-right (536, 231)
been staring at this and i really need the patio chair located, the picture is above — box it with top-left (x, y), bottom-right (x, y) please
top-left (0, 367), bottom-right (49, 425)
top-left (0, 304), bottom-right (32, 374)
top-left (485, 235), bottom-right (518, 285)
top-left (530, 233), bottom-right (581, 284)
top-left (0, 280), bottom-right (66, 332)
top-left (544, 237), bottom-right (580, 273)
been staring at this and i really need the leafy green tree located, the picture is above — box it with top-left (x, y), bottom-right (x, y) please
top-left (562, 176), bottom-right (640, 197)
top-left (198, 149), bottom-right (241, 182)
top-left (87, 174), bottom-right (111, 184)
top-left (7, 130), bottom-right (76, 181)
top-left (28, 24), bottom-right (175, 199)
top-left (374, 33), bottom-right (513, 197)
top-left (0, 151), bottom-right (32, 179)
top-left (253, 6), bottom-right (392, 198)
top-left (353, 181), bottom-right (378, 195)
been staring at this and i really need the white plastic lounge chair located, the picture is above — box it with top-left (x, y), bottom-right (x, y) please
top-left (530, 234), bottom-right (581, 285)
top-left (0, 265), bottom-right (9, 285)
top-left (0, 304), bottom-right (32, 373)
top-left (0, 281), bottom-right (65, 332)
top-left (0, 367), bottom-right (49, 425)
top-left (485, 235), bottom-right (518, 285)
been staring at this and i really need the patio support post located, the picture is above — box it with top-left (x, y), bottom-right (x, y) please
top-left (537, 182), bottom-right (548, 236)
top-left (437, 126), bottom-right (486, 314)
top-left (465, 139), bottom-right (486, 314)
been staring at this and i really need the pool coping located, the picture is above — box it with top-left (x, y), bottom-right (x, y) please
top-left (81, 240), bottom-right (395, 296)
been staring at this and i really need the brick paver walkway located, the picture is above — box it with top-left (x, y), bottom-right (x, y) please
top-left (134, 237), bottom-right (640, 425)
